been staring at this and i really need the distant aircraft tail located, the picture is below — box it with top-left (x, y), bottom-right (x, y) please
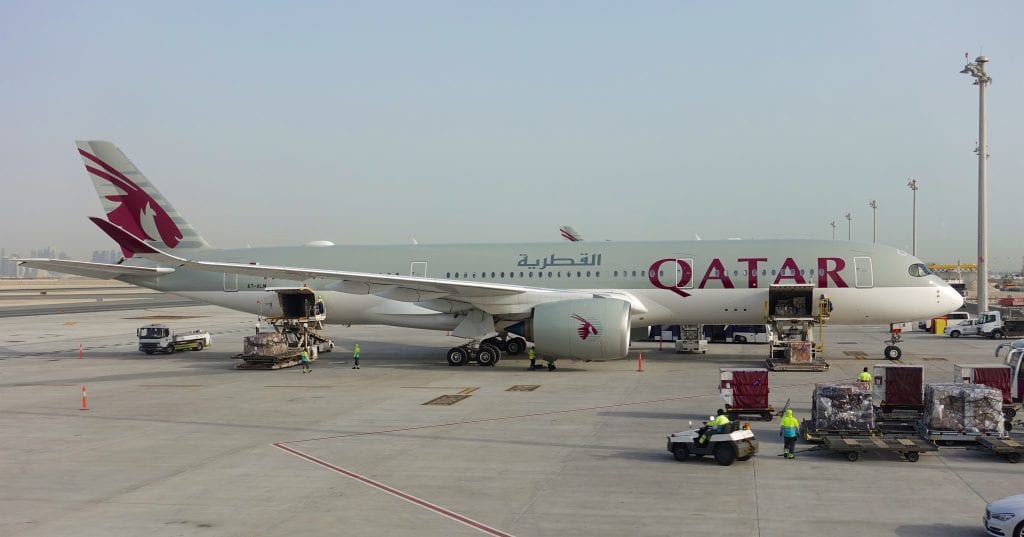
top-left (75, 140), bottom-right (211, 256)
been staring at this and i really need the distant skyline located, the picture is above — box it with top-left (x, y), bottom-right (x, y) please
top-left (2, 2), bottom-right (1023, 270)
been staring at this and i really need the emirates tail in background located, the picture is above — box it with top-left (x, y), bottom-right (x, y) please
top-left (76, 141), bottom-right (210, 256)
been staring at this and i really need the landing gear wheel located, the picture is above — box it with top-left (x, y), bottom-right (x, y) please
top-left (477, 345), bottom-right (500, 367)
top-left (905, 452), bottom-right (920, 463)
top-left (672, 445), bottom-right (690, 461)
top-left (505, 338), bottom-right (526, 356)
top-left (845, 451), bottom-right (860, 462)
top-left (446, 347), bottom-right (470, 366)
top-left (884, 345), bottom-right (902, 361)
top-left (714, 444), bottom-right (737, 466)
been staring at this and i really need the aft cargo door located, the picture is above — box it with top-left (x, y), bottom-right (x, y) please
top-left (410, 261), bottom-right (427, 278)
top-left (223, 273), bottom-right (238, 292)
top-left (854, 257), bottom-right (873, 288)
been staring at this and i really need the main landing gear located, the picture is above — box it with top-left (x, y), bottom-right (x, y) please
top-left (446, 336), bottom-right (527, 367)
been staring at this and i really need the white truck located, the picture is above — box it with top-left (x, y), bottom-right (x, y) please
top-left (975, 309), bottom-right (1024, 339)
top-left (137, 324), bottom-right (212, 354)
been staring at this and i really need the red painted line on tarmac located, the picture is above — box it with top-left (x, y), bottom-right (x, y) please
top-left (273, 443), bottom-right (515, 537)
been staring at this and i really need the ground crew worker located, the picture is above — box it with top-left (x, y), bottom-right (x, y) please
top-left (352, 343), bottom-right (360, 369)
top-left (699, 409), bottom-right (730, 445)
top-left (858, 367), bottom-right (872, 383)
top-left (528, 347), bottom-right (536, 370)
top-left (780, 408), bottom-right (800, 459)
top-left (300, 348), bottom-right (311, 373)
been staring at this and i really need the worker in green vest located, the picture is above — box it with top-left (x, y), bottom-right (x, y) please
top-left (780, 408), bottom-right (800, 459)
top-left (528, 347), bottom-right (537, 370)
top-left (858, 367), bottom-right (872, 383)
top-left (352, 343), bottom-right (360, 369)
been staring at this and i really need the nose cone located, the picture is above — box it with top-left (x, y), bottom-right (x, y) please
top-left (939, 285), bottom-right (965, 313)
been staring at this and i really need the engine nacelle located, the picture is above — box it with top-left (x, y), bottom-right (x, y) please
top-left (523, 298), bottom-right (631, 361)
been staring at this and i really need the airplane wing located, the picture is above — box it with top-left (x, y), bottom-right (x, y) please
top-left (16, 258), bottom-right (175, 280)
top-left (89, 217), bottom-right (648, 313)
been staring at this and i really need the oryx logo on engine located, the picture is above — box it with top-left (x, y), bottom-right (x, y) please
top-left (571, 314), bottom-right (599, 341)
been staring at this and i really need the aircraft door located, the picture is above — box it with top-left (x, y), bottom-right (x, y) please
top-left (663, 259), bottom-right (696, 291)
top-left (410, 261), bottom-right (427, 278)
top-left (854, 257), bottom-right (873, 288)
top-left (223, 273), bottom-right (238, 292)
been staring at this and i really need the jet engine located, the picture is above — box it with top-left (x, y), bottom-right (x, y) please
top-left (516, 298), bottom-right (631, 361)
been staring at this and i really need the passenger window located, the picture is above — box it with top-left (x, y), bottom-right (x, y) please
top-left (547, 271), bottom-right (552, 278)
top-left (446, 272), bottom-right (451, 278)
top-left (595, 271), bottom-right (600, 277)
top-left (586, 271), bottom-right (591, 277)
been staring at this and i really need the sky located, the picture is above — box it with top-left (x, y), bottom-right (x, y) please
top-left (1, 1), bottom-right (1023, 271)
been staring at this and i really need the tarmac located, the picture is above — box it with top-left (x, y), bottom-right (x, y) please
top-left (1, 297), bottom-right (1021, 537)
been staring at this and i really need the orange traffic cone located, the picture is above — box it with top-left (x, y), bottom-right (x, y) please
top-left (81, 386), bottom-right (88, 410)
top-left (637, 352), bottom-right (644, 372)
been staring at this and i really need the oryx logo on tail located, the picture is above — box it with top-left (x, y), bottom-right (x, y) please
top-left (78, 148), bottom-right (183, 249)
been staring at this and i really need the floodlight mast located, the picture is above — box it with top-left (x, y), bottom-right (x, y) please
top-left (961, 55), bottom-right (991, 313)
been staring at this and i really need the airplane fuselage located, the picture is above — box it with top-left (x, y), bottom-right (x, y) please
top-left (117, 239), bottom-right (962, 331)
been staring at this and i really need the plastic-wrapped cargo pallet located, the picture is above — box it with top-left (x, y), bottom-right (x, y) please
top-left (243, 332), bottom-right (289, 356)
top-left (811, 383), bottom-right (875, 431)
top-left (923, 383), bottom-right (1004, 435)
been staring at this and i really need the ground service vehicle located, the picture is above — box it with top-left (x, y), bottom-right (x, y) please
top-left (945, 319), bottom-right (979, 338)
top-left (920, 311), bottom-right (973, 332)
top-left (138, 324), bottom-right (212, 354)
top-left (984, 493), bottom-right (1024, 537)
top-left (666, 421), bottom-right (759, 466)
top-left (977, 309), bottom-right (1024, 339)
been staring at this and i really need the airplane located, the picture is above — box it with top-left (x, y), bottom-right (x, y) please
top-left (20, 141), bottom-right (965, 369)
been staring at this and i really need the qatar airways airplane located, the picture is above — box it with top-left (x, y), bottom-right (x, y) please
top-left (20, 141), bottom-right (963, 368)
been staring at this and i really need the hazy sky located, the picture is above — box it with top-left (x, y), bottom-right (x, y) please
top-left (2, 1), bottom-right (1022, 270)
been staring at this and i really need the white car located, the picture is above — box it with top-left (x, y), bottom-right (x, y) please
top-left (985, 494), bottom-right (1024, 537)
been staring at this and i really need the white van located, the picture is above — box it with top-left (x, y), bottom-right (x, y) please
top-left (919, 311), bottom-right (972, 331)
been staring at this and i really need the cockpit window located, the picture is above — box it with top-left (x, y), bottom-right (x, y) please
top-left (908, 263), bottom-right (933, 277)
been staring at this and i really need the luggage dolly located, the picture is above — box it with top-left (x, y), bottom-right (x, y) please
top-left (814, 433), bottom-right (937, 462)
top-left (974, 436), bottom-right (1023, 464)
top-left (724, 403), bottom-right (777, 422)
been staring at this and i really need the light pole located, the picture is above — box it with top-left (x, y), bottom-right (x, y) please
top-left (845, 213), bottom-right (852, 241)
top-left (868, 200), bottom-right (878, 243)
top-left (961, 55), bottom-right (992, 313)
top-left (829, 220), bottom-right (836, 240)
top-left (907, 179), bottom-right (918, 256)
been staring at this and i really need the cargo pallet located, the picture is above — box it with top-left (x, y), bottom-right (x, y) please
top-left (814, 433), bottom-right (937, 462)
top-left (766, 356), bottom-right (829, 372)
top-left (236, 350), bottom-right (311, 370)
top-left (799, 420), bottom-right (875, 443)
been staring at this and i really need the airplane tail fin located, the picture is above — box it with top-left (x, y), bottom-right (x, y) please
top-left (75, 140), bottom-right (211, 257)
